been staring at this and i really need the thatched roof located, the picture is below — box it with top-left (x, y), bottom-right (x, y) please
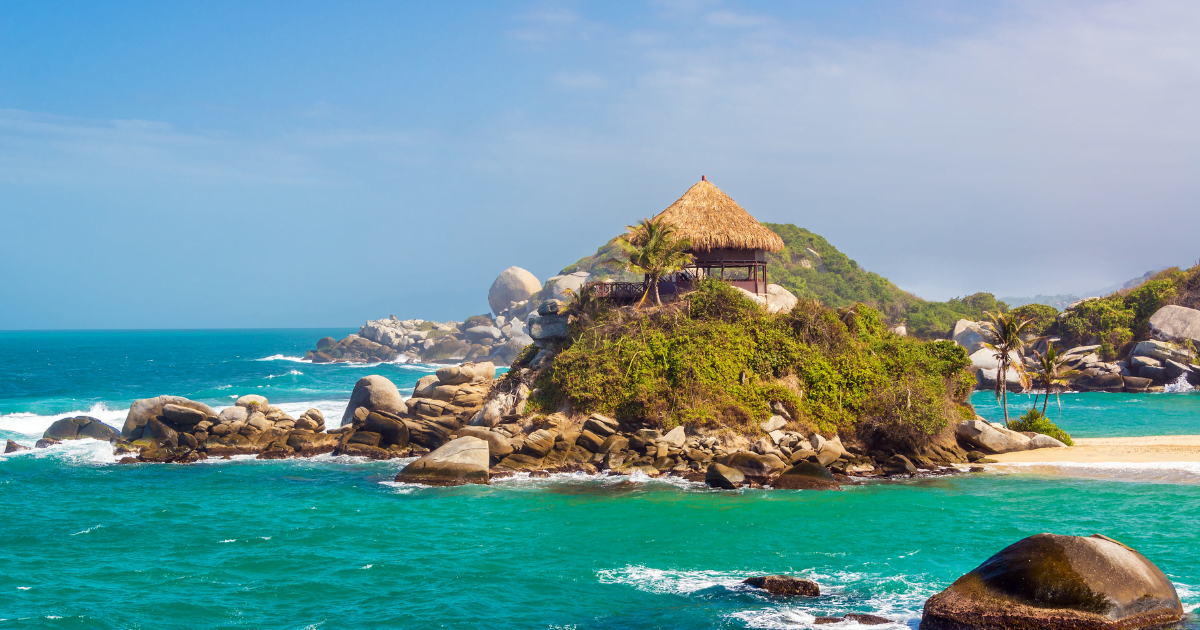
top-left (652, 179), bottom-right (785, 253)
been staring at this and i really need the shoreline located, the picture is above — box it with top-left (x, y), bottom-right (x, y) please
top-left (987, 435), bottom-right (1200, 463)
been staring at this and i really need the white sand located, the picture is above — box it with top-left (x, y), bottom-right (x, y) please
top-left (988, 435), bottom-right (1200, 463)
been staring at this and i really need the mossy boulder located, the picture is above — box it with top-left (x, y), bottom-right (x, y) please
top-left (920, 533), bottom-right (1183, 630)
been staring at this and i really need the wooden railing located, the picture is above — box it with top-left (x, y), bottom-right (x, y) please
top-left (588, 281), bottom-right (646, 299)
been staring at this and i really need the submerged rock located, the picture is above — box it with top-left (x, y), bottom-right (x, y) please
top-left (743, 575), bottom-right (820, 597)
top-left (395, 436), bottom-right (490, 486)
top-left (920, 533), bottom-right (1183, 630)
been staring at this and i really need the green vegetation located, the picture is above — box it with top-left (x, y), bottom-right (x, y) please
top-left (1056, 267), bottom-right (1196, 359)
top-left (1029, 341), bottom-right (1078, 415)
top-left (462, 315), bottom-right (493, 329)
top-left (559, 238), bottom-right (641, 282)
top-left (760, 223), bottom-right (917, 321)
top-left (904, 293), bottom-right (1009, 340)
top-left (525, 279), bottom-right (974, 449)
top-left (1010, 303), bottom-right (1059, 336)
top-left (565, 222), bottom-right (1015, 339)
top-left (1010, 408), bottom-right (1073, 446)
top-left (611, 217), bottom-right (694, 307)
top-left (981, 311), bottom-right (1034, 426)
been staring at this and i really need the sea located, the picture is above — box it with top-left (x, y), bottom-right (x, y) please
top-left (1, 329), bottom-right (1198, 629)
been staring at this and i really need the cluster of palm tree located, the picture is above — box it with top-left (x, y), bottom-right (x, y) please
top-left (609, 217), bottom-right (694, 307)
top-left (982, 311), bottom-right (1078, 427)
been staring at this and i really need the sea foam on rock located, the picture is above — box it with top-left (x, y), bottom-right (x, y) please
top-left (920, 533), bottom-right (1184, 630)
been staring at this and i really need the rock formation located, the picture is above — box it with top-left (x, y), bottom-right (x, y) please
top-left (920, 533), bottom-right (1184, 630)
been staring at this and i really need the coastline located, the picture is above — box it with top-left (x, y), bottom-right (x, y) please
top-left (987, 435), bottom-right (1200, 463)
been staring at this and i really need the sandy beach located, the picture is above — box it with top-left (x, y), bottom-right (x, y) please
top-left (988, 435), bottom-right (1200, 463)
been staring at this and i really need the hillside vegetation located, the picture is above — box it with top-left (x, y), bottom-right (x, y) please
top-left (561, 222), bottom-right (1011, 340)
top-left (1052, 265), bottom-right (1200, 359)
top-left (524, 280), bottom-right (974, 451)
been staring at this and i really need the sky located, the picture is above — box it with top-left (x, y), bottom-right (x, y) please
top-left (1, 0), bottom-right (1198, 329)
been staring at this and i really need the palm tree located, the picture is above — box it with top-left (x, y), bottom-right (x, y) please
top-left (982, 311), bottom-right (1034, 427)
top-left (612, 217), bottom-right (694, 307)
top-left (1030, 341), bottom-right (1077, 417)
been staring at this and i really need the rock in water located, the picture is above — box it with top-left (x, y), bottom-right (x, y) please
top-left (743, 575), bottom-right (820, 597)
top-left (5, 439), bottom-right (30, 453)
top-left (488, 266), bottom-right (543, 316)
top-left (122, 396), bottom-right (217, 440)
top-left (340, 375), bottom-right (408, 426)
top-left (395, 436), bottom-right (490, 486)
top-left (771, 462), bottom-right (840, 490)
top-left (919, 533), bottom-right (1183, 630)
top-left (705, 463), bottom-right (745, 489)
top-left (44, 416), bottom-right (119, 441)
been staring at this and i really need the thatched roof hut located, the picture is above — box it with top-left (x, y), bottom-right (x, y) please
top-left (652, 178), bottom-right (784, 253)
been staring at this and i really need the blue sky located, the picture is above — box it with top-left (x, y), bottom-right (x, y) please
top-left (2, 1), bottom-right (1198, 328)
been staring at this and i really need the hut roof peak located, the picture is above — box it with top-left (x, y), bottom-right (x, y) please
top-left (652, 179), bottom-right (784, 253)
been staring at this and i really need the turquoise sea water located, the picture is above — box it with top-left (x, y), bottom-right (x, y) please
top-left (2, 330), bottom-right (1199, 629)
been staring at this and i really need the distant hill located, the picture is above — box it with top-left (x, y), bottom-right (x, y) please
top-left (560, 222), bottom-right (1009, 339)
top-left (1001, 268), bottom-right (1169, 309)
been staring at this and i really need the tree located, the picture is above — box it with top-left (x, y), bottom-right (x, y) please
top-left (612, 217), bottom-right (694, 307)
top-left (1030, 341), bottom-right (1077, 417)
top-left (982, 311), bottom-right (1034, 426)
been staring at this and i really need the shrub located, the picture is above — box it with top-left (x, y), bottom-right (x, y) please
top-left (462, 315), bottom-right (494, 329)
top-left (530, 278), bottom-right (974, 447)
top-left (1010, 303), bottom-right (1059, 336)
top-left (1010, 408), bottom-right (1073, 446)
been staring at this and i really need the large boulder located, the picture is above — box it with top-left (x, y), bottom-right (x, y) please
top-left (725, 452), bottom-right (787, 483)
top-left (44, 416), bottom-right (116, 441)
top-left (362, 411), bottom-right (410, 448)
top-left (121, 396), bottom-right (217, 440)
top-left (764, 284), bottom-right (798, 314)
top-left (975, 369), bottom-right (1025, 393)
top-left (705, 463), bottom-right (745, 489)
top-left (1129, 340), bottom-right (1193, 364)
top-left (340, 375), bottom-right (408, 426)
top-left (544, 272), bottom-right (590, 302)
top-left (920, 533), bottom-right (1183, 630)
top-left (956, 420), bottom-right (1030, 454)
top-left (1148, 304), bottom-right (1200, 346)
top-left (771, 462), bottom-right (840, 490)
top-left (488, 267), bottom-right (543, 316)
top-left (952, 320), bottom-right (992, 355)
top-left (968, 348), bottom-right (1022, 372)
top-left (395, 436), bottom-right (490, 486)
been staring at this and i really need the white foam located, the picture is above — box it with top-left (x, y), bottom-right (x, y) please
top-left (256, 355), bottom-right (309, 362)
top-left (596, 565), bottom-right (748, 595)
top-left (70, 524), bottom-right (104, 536)
top-left (0, 402), bottom-right (124, 436)
top-left (1164, 374), bottom-right (1196, 393)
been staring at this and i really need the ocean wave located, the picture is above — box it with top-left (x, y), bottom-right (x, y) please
top-left (255, 354), bottom-right (309, 363)
top-left (264, 370), bottom-right (305, 379)
top-left (993, 461), bottom-right (1200, 485)
top-left (596, 566), bottom-right (749, 595)
top-left (598, 564), bottom-right (933, 629)
top-left (0, 402), bottom-right (125, 436)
